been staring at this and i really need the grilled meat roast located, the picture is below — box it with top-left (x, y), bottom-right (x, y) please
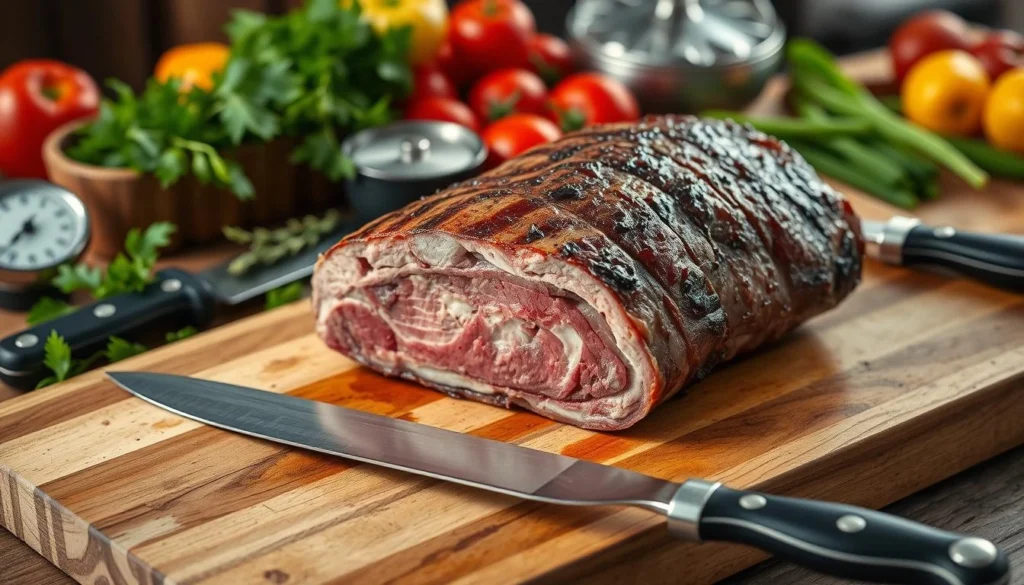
top-left (313, 115), bottom-right (863, 430)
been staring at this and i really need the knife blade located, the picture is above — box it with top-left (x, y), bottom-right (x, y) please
top-left (862, 217), bottom-right (1024, 292)
top-left (106, 371), bottom-right (1010, 585)
top-left (0, 219), bottom-right (358, 390)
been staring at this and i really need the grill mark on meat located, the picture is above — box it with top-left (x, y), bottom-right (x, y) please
top-left (642, 128), bottom-right (794, 331)
top-left (577, 124), bottom-right (812, 350)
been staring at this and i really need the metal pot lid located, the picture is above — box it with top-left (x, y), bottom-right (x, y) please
top-left (567, 0), bottom-right (785, 68)
top-left (342, 121), bottom-right (487, 182)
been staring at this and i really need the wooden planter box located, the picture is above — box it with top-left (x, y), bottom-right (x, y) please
top-left (43, 121), bottom-right (342, 260)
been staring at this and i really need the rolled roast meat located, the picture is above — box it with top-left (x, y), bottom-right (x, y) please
top-left (313, 116), bottom-right (862, 430)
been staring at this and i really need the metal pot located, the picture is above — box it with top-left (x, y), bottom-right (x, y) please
top-left (567, 0), bottom-right (786, 114)
top-left (341, 121), bottom-right (487, 223)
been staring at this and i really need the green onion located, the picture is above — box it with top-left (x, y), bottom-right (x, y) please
top-left (946, 137), bottom-right (1024, 179)
top-left (700, 110), bottom-right (872, 137)
top-left (792, 99), bottom-right (908, 187)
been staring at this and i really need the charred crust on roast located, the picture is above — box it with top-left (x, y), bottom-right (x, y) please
top-left (589, 249), bottom-right (640, 293)
top-left (526, 224), bottom-right (545, 243)
top-left (549, 184), bottom-right (584, 201)
top-left (559, 241), bottom-right (582, 258)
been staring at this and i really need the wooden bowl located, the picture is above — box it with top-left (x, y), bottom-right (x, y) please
top-left (43, 121), bottom-right (342, 260)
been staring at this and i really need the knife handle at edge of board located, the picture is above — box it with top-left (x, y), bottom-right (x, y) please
top-left (0, 269), bottom-right (216, 390)
top-left (863, 217), bottom-right (1024, 292)
top-left (671, 481), bottom-right (1010, 585)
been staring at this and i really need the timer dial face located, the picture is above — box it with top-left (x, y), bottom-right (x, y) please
top-left (0, 180), bottom-right (90, 273)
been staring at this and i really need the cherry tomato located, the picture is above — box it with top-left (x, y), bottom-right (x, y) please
top-left (528, 33), bottom-right (574, 86)
top-left (450, 0), bottom-right (536, 79)
top-left (902, 50), bottom-right (990, 136)
top-left (409, 63), bottom-right (457, 103)
top-left (405, 96), bottom-right (480, 132)
top-left (434, 38), bottom-right (469, 88)
top-left (548, 73), bottom-right (640, 132)
top-left (983, 69), bottom-right (1024, 153)
top-left (0, 60), bottom-right (99, 179)
top-left (482, 113), bottom-right (561, 169)
top-left (469, 69), bottom-right (548, 123)
top-left (889, 10), bottom-right (970, 82)
top-left (970, 30), bottom-right (1024, 81)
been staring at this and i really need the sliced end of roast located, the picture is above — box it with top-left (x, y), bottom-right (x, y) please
top-left (313, 232), bottom-right (661, 430)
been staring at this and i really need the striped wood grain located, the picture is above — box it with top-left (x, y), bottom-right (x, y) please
top-left (3, 192), bottom-right (1024, 585)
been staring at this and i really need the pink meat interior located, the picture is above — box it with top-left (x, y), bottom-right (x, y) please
top-left (325, 271), bottom-right (629, 402)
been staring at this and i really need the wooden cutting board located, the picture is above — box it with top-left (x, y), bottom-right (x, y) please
top-left (2, 183), bottom-right (1024, 585)
top-left (3, 50), bottom-right (1024, 583)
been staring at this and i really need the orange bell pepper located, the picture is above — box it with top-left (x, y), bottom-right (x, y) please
top-left (154, 42), bottom-right (231, 92)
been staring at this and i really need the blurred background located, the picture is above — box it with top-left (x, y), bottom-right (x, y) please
top-left (1, 0), bottom-right (1020, 90)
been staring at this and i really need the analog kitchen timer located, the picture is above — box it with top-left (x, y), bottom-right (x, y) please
top-left (0, 180), bottom-right (90, 310)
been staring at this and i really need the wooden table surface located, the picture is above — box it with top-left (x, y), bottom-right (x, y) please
top-left (2, 50), bottom-right (1023, 584)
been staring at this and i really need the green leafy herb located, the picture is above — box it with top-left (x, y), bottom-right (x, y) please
top-left (225, 209), bottom-right (341, 275)
top-left (49, 222), bottom-right (176, 301)
top-left (26, 297), bottom-right (75, 326)
top-left (105, 336), bottom-right (148, 363)
top-left (265, 281), bottom-right (305, 310)
top-left (165, 326), bottom-right (199, 343)
top-left (53, 263), bottom-right (103, 294)
top-left (35, 331), bottom-right (150, 389)
top-left (37, 331), bottom-right (73, 389)
top-left (67, 0), bottom-right (411, 197)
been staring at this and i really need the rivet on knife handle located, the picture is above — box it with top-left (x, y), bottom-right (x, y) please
top-left (667, 481), bottom-right (1010, 585)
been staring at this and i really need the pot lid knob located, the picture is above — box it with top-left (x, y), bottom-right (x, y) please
top-left (343, 121), bottom-right (486, 182)
top-left (400, 137), bottom-right (432, 164)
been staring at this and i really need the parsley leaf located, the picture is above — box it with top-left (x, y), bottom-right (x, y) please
top-left (35, 331), bottom-right (148, 389)
top-left (53, 264), bottom-right (103, 294)
top-left (37, 331), bottom-right (72, 389)
top-left (155, 148), bottom-right (187, 187)
top-left (26, 297), bottom-right (75, 326)
top-left (265, 281), bottom-right (305, 310)
top-left (126, 221), bottom-right (176, 262)
top-left (105, 337), bottom-right (148, 363)
top-left (165, 326), bottom-right (199, 343)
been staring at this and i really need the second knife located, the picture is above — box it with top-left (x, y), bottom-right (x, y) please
top-left (0, 220), bottom-right (357, 390)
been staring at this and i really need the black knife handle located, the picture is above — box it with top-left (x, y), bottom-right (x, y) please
top-left (0, 269), bottom-right (216, 390)
top-left (902, 225), bottom-right (1024, 292)
top-left (688, 485), bottom-right (1009, 585)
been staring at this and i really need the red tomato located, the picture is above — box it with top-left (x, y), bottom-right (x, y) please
top-left (548, 73), bottom-right (640, 132)
top-left (482, 113), bottom-right (561, 169)
top-left (468, 69), bottom-right (548, 123)
top-left (409, 63), bottom-right (457, 103)
top-left (0, 60), bottom-right (99, 178)
top-left (970, 30), bottom-right (1024, 81)
top-left (889, 10), bottom-right (971, 82)
top-left (450, 0), bottom-right (536, 79)
top-left (434, 38), bottom-right (470, 88)
top-left (405, 96), bottom-right (480, 132)
top-left (528, 33), bottom-right (574, 85)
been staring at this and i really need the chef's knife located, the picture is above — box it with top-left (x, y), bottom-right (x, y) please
top-left (0, 221), bottom-right (357, 390)
top-left (862, 217), bottom-right (1024, 291)
top-left (106, 371), bottom-right (1010, 585)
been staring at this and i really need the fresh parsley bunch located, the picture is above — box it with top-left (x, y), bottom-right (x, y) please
top-left (67, 0), bottom-right (411, 198)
